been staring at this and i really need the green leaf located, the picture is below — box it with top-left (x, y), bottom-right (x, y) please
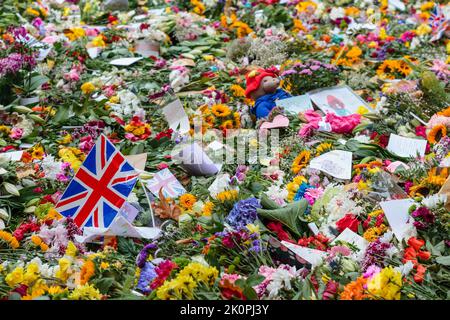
top-left (246, 274), bottom-right (265, 287)
top-left (92, 277), bottom-right (114, 294)
top-left (53, 106), bottom-right (70, 123)
top-left (243, 287), bottom-right (258, 300)
top-left (435, 256), bottom-right (450, 266)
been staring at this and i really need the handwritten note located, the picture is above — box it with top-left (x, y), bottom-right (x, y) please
top-left (386, 134), bottom-right (427, 158)
top-left (309, 150), bottom-right (353, 180)
top-left (161, 99), bottom-right (190, 134)
top-left (275, 95), bottom-right (313, 114)
top-left (380, 198), bottom-right (415, 241)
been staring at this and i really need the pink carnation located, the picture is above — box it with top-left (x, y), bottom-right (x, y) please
top-left (325, 113), bottom-right (361, 134)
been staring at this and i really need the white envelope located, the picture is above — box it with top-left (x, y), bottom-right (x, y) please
top-left (161, 99), bottom-right (190, 134)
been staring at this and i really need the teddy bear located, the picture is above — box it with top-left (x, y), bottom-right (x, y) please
top-left (245, 67), bottom-right (291, 119)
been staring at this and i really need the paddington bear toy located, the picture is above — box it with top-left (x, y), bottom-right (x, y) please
top-left (245, 67), bottom-right (291, 119)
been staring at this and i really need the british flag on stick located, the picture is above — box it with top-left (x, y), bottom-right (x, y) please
top-left (55, 134), bottom-right (138, 228)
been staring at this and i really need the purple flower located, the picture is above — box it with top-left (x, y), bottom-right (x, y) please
top-left (411, 207), bottom-right (435, 230)
top-left (226, 197), bottom-right (261, 230)
top-left (361, 239), bottom-right (391, 271)
top-left (136, 262), bottom-right (157, 294)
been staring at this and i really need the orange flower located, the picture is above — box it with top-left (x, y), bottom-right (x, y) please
top-left (413, 264), bottom-right (427, 283)
top-left (437, 106), bottom-right (450, 117)
top-left (291, 150), bottom-right (311, 174)
top-left (80, 260), bottom-right (96, 285)
top-left (407, 237), bottom-right (425, 251)
top-left (340, 276), bottom-right (369, 300)
top-left (179, 193), bottom-right (197, 210)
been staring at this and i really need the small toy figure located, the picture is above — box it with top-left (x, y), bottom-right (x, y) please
top-left (245, 68), bottom-right (291, 119)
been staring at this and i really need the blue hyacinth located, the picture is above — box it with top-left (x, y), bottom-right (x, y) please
top-left (226, 197), bottom-right (261, 230)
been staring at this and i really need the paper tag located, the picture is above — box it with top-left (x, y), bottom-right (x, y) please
top-left (119, 202), bottom-right (139, 223)
top-left (125, 153), bottom-right (148, 172)
top-left (309, 150), bottom-right (353, 180)
top-left (110, 57), bottom-right (143, 66)
top-left (281, 241), bottom-right (327, 267)
top-left (389, 0), bottom-right (406, 11)
top-left (87, 47), bottom-right (101, 59)
top-left (332, 228), bottom-right (368, 254)
top-left (0, 151), bottom-right (24, 161)
top-left (308, 222), bottom-right (320, 235)
top-left (162, 99), bottom-right (190, 134)
top-left (386, 134), bottom-right (427, 158)
top-left (380, 199), bottom-right (415, 241)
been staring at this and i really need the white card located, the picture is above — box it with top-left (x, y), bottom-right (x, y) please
top-left (207, 140), bottom-right (225, 151)
top-left (74, 215), bottom-right (161, 243)
top-left (175, 143), bottom-right (221, 176)
top-left (389, 0), bottom-right (406, 11)
top-left (380, 199), bottom-right (415, 241)
top-left (281, 241), bottom-right (327, 267)
top-left (162, 99), bottom-right (190, 134)
top-left (309, 150), bottom-right (353, 180)
top-left (308, 222), bottom-right (320, 235)
top-left (87, 47), bottom-right (101, 59)
top-left (110, 57), bottom-right (143, 66)
top-left (0, 151), bottom-right (23, 161)
top-left (275, 95), bottom-right (313, 114)
top-left (386, 134), bottom-right (427, 158)
top-left (332, 228), bottom-right (368, 254)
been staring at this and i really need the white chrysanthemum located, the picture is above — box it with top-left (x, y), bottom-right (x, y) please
top-left (41, 155), bottom-right (62, 180)
top-left (422, 194), bottom-right (447, 209)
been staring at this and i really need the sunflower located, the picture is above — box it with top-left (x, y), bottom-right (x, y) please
top-left (179, 193), bottom-right (197, 210)
top-left (230, 84), bottom-right (245, 98)
top-left (31, 145), bottom-right (45, 160)
top-left (427, 124), bottom-right (447, 144)
top-left (426, 167), bottom-right (448, 187)
top-left (220, 120), bottom-right (234, 131)
top-left (211, 104), bottom-right (231, 118)
top-left (437, 106), bottom-right (450, 117)
top-left (233, 112), bottom-right (241, 128)
top-left (291, 150), bottom-right (311, 174)
top-left (315, 142), bottom-right (333, 156)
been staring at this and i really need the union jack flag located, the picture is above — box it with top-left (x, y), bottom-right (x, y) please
top-left (146, 168), bottom-right (186, 199)
top-left (430, 4), bottom-right (449, 41)
top-left (55, 134), bottom-right (138, 228)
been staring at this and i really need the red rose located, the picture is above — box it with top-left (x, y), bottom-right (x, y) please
top-left (336, 214), bottom-right (360, 233)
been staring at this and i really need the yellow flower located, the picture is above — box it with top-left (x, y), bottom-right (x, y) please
top-left (416, 24), bottom-right (432, 36)
top-left (367, 267), bottom-right (402, 300)
top-left (427, 124), bottom-right (447, 144)
top-left (68, 284), bottom-right (102, 300)
top-left (346, 46), bottom-right (362, 60)
top-left (211, 104), bottom-right (231, 118)
top-left (47, 285), bottom-right (66, 296)
top-left (65, 241), bottom-right (78, 257)
top-left (100, 262), bottom-right (109, 270)
top-left (109, 95), bottom-right (119, 104)
top-left (31, 235), bottom-right (43, 246)
top-left (216, 189), bottom-right (238, 202)
top-left (31, 145), bottom-right (45, 160)
top-left (64, 27), bottom-right (86, 41)
top-left (26, 7), bottom-right (40, 17)
top-left (203, 55), bottom-right (214, 61)
top-left (230, 84), bottom-right (246, 98)
top-left (5, 267), bottom-right (24, 287)
top-left (59, 147), bottom-right (85, 171)
top-left (55, 258), bottom-right (71, 281)
top-left (357, 106), bottom-right (369, 115)
top-left (44, 208), bottom-right (63, 221)
top-left (179, 193), bottom-right (197, 210)
top-left (420, 2), bottom-right (435, 11)
top-left (81, 82), bottom-right (95, 95)
top-left (315, 142), bottom-right (333, 156)
top-left (91, 35), bottom-right (106, 48)
top-left (58, 134), bottom-right (72, 145)
top-left (291, 150), bottom-right (311, 174)
top-left (246, 223), bottom-right (260, 234)
top-left (202, 201), bottom-right (214, 216)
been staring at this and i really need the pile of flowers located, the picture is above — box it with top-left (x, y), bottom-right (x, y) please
top-left (0, 0), bottom-right (449, 301)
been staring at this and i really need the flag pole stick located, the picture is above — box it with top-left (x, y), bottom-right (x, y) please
top-left (140, 177), bottom-right (156, 228)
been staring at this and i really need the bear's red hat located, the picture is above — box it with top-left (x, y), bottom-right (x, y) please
top-left (245, 68), bottom-right (277, 99)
